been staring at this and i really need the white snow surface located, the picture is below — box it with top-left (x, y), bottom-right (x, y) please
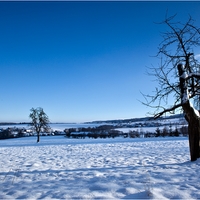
top-left (0, 136), bottom-right (199, 199)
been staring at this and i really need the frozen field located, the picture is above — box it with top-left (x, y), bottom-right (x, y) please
top-left (0, 136), bottom-right (199, 199)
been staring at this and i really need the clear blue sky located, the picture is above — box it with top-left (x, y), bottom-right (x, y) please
top-left (0, 1), bottom-right (200, 123)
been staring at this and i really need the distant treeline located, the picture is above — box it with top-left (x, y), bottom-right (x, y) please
top-left (0, 123), bottom-right (188, 140)
top-left (0, 122), bottom-right (30, 126)
top-left (64, 125), bottom-right (123, 139)
top-left (64, 124), bottom-right (188, 139)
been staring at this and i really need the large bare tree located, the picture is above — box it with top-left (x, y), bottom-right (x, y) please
top-left (29, 107), bottom-right (50, 143)
top-left (143, 15), bottom-right (200, 161)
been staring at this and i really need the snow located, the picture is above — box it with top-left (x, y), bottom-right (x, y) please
top-left (180, 71), bottom-right (188, 79)
top-left (0, 136), bottom-right (199, 199)
top-left (190, 101), bottom-right (200, 118)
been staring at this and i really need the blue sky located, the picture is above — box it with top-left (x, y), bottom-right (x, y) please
top-left (0, 1), bottom-right (200, 123)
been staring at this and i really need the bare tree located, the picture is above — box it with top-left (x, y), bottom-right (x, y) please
top-left (29, 107), bottom-right (50, 143)
top-left (142, 15), bottom-right (200, 161)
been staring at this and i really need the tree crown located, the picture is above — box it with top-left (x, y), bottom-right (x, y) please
top-left (29, 107), bottom-right (50, 133)
top-left (143, 15), bottom-right (200, 118)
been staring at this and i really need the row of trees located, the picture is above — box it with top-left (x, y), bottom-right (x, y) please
top-left (63, 125), bottom-right (188, 139)
top-left (64, 126), bottom-right (123, 139)
top-left (147, 126), bottom-right (188, 138)
top-left (0, 124), bottom-right (187, 140)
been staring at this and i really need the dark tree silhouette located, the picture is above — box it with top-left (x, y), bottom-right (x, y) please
top-left (29, 107), bottom-right (50, 143)
top-left (142, 15), bottom-right (200, 161)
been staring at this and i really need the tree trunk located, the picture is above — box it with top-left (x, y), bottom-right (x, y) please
top-left (188, 122), bottom-right (200, 161)
top-left (183, 103), bottom-right (200, 161)
top-left (37, 132), bottom-right (40, 143)
top-left (178, 64), bottom-right (200, 161)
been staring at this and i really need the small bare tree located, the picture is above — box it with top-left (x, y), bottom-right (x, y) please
top-left (29, 107), bottom-right (50, 143)
top-left (143, 15), bottom-right (200, 161)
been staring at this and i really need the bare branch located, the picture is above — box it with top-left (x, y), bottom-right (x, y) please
top-left (154, 103), bottom-right (182, 119)
top-left (142, 15), bottom-right (200, 119)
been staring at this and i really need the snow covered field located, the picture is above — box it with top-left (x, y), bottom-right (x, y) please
top-left (0, 136), bottom-right (199, 199)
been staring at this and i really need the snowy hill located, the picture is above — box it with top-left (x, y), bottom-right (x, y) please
top-left (87, 114), bottom-right (184, 124)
